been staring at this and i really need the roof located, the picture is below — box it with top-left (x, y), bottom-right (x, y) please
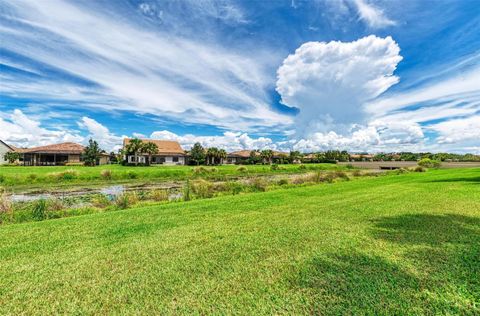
top-left (123, 138), bottom-right (185, 155)
top-left (228, 150), bottom-right (254, 158)
top-left (350, 154), bottom-right (374, 159)
top-left (22, 142), bottom-right (85, 154)
top-left (0, 140), bottom-right (15, 151)
top-left (228, 150), bottom-right (288, 158)
top-left (272, 151), bottom-right (289, 158)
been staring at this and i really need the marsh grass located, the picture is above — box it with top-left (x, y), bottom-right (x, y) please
top-left (150, 189), bottom-right (169, 202)
top-left (100, 169), bottom-right (113, 180)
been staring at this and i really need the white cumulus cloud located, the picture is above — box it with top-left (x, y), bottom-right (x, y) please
top-left (290, 120), bottom-right (424, 153)
top-left (150, 130), bottom-right (276, 152)
top-left (78, 117), bottom-right (125, 152)
top-left (276, 35), bottom-right (402, 136)
top-left (0, 109), bottom-right (83, 148)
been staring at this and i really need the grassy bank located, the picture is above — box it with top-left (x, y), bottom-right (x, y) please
top-left (0, 163), bottom-right (342, 191)
top-left (0, 168), bottom-right (479, 314)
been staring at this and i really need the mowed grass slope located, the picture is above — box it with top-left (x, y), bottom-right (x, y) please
top-left (1, 169), bottom-right (479, 314)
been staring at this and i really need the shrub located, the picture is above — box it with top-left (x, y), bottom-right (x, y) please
top-left (291, 175), bottom-right (306, 185)
top-left (334, 170), bottom-right (349, 180)
top-left (298, 164), bottom-right (307, 170)
top-left (250, 178), bottom-right (268, 192)
top-left (394, 168), bottom-right (409, 175)
top-left (126, 170), bottom-right (138, 179)
top-left (193, 166), bottom-right (208, 174)
top-left (32, 199), bottom-right (48, 221)
top-left (278, 178), bottom-right (289, 186)
top-left (62, 169), bottom-right (79, 180)
top-left (0, 174), bottom-right (5, 183)
top-left (236, 166), bottom-right (248, 173)
top-left (150, 189), bottom-right (169, 202)
top-left (271, 164), bottom-right (279, 171)
top-left (210, 167), bottom-right (218, 173)
top-left (225, 181), bottom-right (244, 195)
top-left (101, 169), bottom-right (113, 180)
top-left (191, 179), bottom-right (214, 198)
top-left (418, 158), bottom-right (441, 168)
top-left (352, 170), bottom-right (362, 177)
top-left (115, 191), bottom-right (138, 209)
top-left (413, 166), bottom-right (426, 172)
top-left (345, 164), bottom-right (354, 169)
top-left (27, 174), bottom-right (37, 181)
top-left (48, 198), bottom-right (65, 212)
top-left (48, 169), bottom-right (79, 181)
top-left (91, 194), bottom-right (112, 208)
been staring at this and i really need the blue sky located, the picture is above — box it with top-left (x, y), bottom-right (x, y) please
top-left (0, 0), bottom-right (479, 153)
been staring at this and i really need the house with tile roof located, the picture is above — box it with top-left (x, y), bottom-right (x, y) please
top-left (0, 140), bottom-right (109, 166)
top-left (123, 138), bottom-right (186, 165)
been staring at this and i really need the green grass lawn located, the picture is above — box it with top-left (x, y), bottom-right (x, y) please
top-left (1, 168), bottom-right (479, 314)
top-left (0, 163), bottom-right (341, 191)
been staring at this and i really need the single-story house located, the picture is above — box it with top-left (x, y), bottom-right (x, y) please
top-left (123, 138), bottom-right (186, 165)
top-left (225, 150), bottom-right (289, 164)
top-left (350, 154), bottom-right (374, 162)
top-left (226, 150), bottom-right (252, 164)
top-left (1, 140), bottom-right (110, 166)
top-left (21, 142), bottom-right (85, 166)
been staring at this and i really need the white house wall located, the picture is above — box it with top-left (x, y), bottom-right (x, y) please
top-left (0, 142), bottom-right (12, 165)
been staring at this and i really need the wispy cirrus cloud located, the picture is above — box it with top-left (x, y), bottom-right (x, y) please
top-left (351, 0), bottom-right (396, 29)
top-left (0, 0), bottom-right (291, 131)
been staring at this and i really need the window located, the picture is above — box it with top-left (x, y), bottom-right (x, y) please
top-left (173, 156), bottom-right (179, 162)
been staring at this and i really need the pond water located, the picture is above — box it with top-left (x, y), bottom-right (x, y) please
top-left (9, 182), bottom-right (184, 203)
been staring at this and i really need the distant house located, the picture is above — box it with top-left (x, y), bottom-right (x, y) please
top-left (350, 154), bottom-right (374, 162)
top-left (0, 140), bottom-right (111, 166)
top-left (0, 140), bottom-right (16, 165)
top-left (20, 142), bottom-right (86, 166)
top-left (123, 138), bottom-right (186, 165)
top-left (225, 150), bottom-right (289, 164)
top-left (226, 150), bottom-right (253, 164)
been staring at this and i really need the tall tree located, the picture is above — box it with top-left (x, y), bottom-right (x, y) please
top-left (142, 142), bottom-right (158, 165)
top-left (125, 138), bottom-right (144, 166)
top-left (260, 149), bottom-right (273, 164)
top-left (217, 149), bottom-right (227, 165)
top-left (206, 147), bottom-right (218, 165)
top-left (249, 150), bottom-right (261, 164)
top-left (190, 142), bottom-right (205, 165)
top-left (289, 151), bottom-right (302, 164)
top-left (83, 139), bottom-right (102, 166)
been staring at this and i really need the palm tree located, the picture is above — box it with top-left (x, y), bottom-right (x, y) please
top-left (206, 147), bottom-right (219, 165)
top-left (260, 149), bottom-right (273, 164)
top-left (289, 151), bottom-right (302, 164)
top-left (142, 142), bottom-right (158, 165)
top-left (249, 149), bottom-right (260, 164)
top-left (125, 138), bottom-right (143, 166)
top-left (217, 149), bottom-right (227, 165)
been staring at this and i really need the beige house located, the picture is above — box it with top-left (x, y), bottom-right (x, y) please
top-left (225, 150), bottom-right (252, 164)
top-left (20, 142), bottom-right (85, 166)
top-left (1, 140), bottom-right (111, 166)
top-left (123, 139), bottom-right (186, 165)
